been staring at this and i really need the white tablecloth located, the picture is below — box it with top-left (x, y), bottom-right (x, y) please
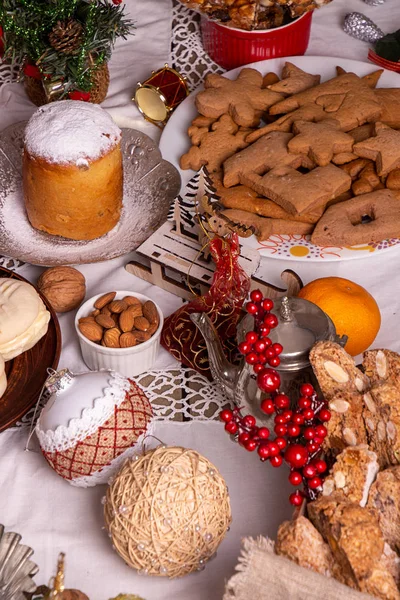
top-left (0, 1), bottom-right (399, 598)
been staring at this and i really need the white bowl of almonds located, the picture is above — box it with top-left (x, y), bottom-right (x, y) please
top-left (75, 291), bottom-right (164, 377)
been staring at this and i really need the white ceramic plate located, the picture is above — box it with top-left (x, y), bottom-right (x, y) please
top-left (160, 56), bottom-right (400, 262)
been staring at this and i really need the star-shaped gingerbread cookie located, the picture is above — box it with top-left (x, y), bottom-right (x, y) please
top-left (267, 62), bottom-right (320, 96)
top-left (288, 120), bottom-right (354, 167)
top-left (195, 68), bottom-right (283, 128)
top-left (353, 122), bottom-right (400, 177)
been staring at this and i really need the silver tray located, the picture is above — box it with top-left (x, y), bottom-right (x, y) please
top-left (0, 122), bottom-right (180, 266)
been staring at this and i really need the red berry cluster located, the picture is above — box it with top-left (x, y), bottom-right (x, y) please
top-left (220, 291), bottom-right (332, 506)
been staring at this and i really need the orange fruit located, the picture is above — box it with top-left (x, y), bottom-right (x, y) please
top-left (298, 277), bottom-right (381, 357)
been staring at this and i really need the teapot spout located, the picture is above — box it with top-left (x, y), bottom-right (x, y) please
top-left (190, 312), bottom-right (240, 399)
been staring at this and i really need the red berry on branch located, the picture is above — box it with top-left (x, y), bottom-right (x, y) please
top-left (302, 408), bottom-right (315, 420)
top-left (274, 394), bottom-right (290, 410)
top-left (264, 314), bottom-right (279, 328)
top-left (289, 471), bottom-right (303, 486)
top-left (315, 424), bottom-right (328, 438)
top-left (282, 410), bottom-right (293, 422)
top-left (250, 289), bottom-right (263, 303)
top-left (112, 0), bottom-right (123, 4)
top-left (258, 354), bottom-right (267, 365)
top-left (300, 383), bottom-right (314, 397)
top-left (253, 364), bottom-right (264, 374)
top-left (275, 414), bottom-right (286, 424)
top-left (258, 444), bottom-right (270, 459)
top-left (258, 427), bottom-right (270, 439)
top-left (298, 397), bottom-right (311, 410)
top-left (303, 427), bottom-right (315, 440)
top-left (265, 347), bottom-right (275, 360)
top-left (268, 441), bottom-right (280, 456)
top-left (245, 352), bottom-right (258, 365)
top-left (289, 491), bottom-right (304, 506)
top-left (244, 439), bottom-right (257, 452)
top-left (306, 440), bottom-right (319, 453)
top-left (287, 424), bottom-right (301, 437)
top-left (238, 341), bottom-right (251, 355)
top-left (225, 421), bottom-right (238, 434)
top-left (314, 459), bottom-right (327, 474)
top-left (284, 444), bottom-right (309, 469)
top-left (270, 455), bottom-right (283, 468)
top-left (257, 368), bottom-right (281, 393)
top-left (254, 339), bottom-right (267, 354)
top-left (292, 413), bottom-right (305, 426)
top-left (274, 424), bottom-right (287, 436)
top-left (246, 302), bottom-right (258, 315)
top-left (260, 399), bottom-right (275, 415)
top-left (245, 331), bottom-right (258, 344)
top-left (275, 436), bottom-right (287, 450)
top-left (262, 299), bottom-right (274, 311)
top-left (303, 464), bottom-right (317, 479)
top-left (259, 326), bottom-right (271, 338)
top-left (313, 436), bottom-right (323, 447)
top-left (220, 409), bottom-right (234, 423)
top-left (268, 357), bottom-right (281, 368)
top-left (319, 408), bottom-right (331, 422)
top-left (308, 476), bottom-right (322, 490)
top-left (272, 343), bottom-right (283, 356)
top-left (238, 432), bottom-right (251, 446)
top-left (242, 415), bottom-right (256, 429)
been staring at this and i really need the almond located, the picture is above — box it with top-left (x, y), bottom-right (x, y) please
top-left (386, 421), bottom-right (397, 442)
top-left (125, 303), bottom-right (142, 317)
top-left (365, 418), bottom-right (376, 432)
top-left (134, 316), bottom-right (150, 331)
top-left (103, 327), bottom-right (121, 348)
top-left (79, 321), bottom-right (103, 342)
top-left (94, 292), bottom-right (116, 309)
top-left (323, 361), bottom-right (349, 383)
top-left (363, 392), bottom-right (376, 414)
top-left (109, 299), bottom-right (128, 314)
top-left (377, 421), bottom-right (386, 441)
top-left (147, 322), bottom-right (159, 335)
top-left (119, 309), bottom-right (135, 332)
top-left (143, 300), bottom-right (159, 325)
top-left (101, 305), bottom-right (112, 316)
top-left (123, 295), bottom-right (142, 307)
top-left (329, 398), bottom-right (350, 413)
top-left (376, 350), bottom-right (387, 379)
top-left (343, 428), bottom-right (357, 446)
top-left (79, 316), bottom-right (96, 324)
top-left (132, 330), bottom-right (151, 344)
top-left (322, 479), bottom-right (335, 496)
top-left (95, 314), bottom-right (115, 329)
top-left (120, 332), bottom-right (137, 348)
top-left (333, 471), bottom-right (346, 489)
top-left (355, 376), bottom-right (365, 392)
top-left (92, 309), bottom-right (100, 317)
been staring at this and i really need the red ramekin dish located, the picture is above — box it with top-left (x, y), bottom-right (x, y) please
top-left (201, 11), bottom-right (313, 71)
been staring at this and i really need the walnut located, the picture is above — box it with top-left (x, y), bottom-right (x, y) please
top-left (37, 266), bottom-right (86, 313)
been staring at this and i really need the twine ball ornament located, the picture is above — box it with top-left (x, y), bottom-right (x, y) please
top-left (104, 445), bottom-right (232, 578)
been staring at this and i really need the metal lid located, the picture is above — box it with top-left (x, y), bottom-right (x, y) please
top-left (269, 296), bottom-right (337, 371)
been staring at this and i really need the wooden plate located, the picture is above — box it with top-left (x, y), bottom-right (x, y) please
top-left (0, 267), bottom-right (61, 432)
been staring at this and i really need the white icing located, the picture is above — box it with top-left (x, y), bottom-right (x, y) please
top-left (24, 100), bottom-right (121, 165)
top-left (0, 279), bottom-right (50, 361)
top-left (0, 355), bottom-right (6, 398)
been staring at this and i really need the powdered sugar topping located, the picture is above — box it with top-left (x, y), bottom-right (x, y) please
top-left (24, 100), bottom-right (121, 165)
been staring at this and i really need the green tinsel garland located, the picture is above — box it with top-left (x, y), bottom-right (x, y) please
top-left (0, 0), bottom-right (134, 92)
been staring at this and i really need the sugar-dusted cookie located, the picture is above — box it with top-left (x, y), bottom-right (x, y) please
top-left (223, 130), bottom-right (313, 188)
top-left (195, 69), bottom-right (283, 128)
top-left (220, 209), bottom-right (313, 241)
top-left (241, 164), bottom-right (351, 216)
top-left (321, 444), bottom-right (379, 507)
top-left (386, 169), bottom-right (400, 191)
top-left (180, 114), bottom-right (250, 173)
top-left (311, 189), bottom-right (400, 247)
top-left (267, 62), bottom-right (320, 96)
top-left (288, 120), bottom-right (354, 167)
top-left (269, 73), bottom-right (382, 132)
top-left (353, 122), bottom-right (400, 177)
top-left (367, 467), bottom-right (400, 552)
top-left (275, 516), bottom-right (336, 577)
top-left (375, 89), bottom-right (400, 129)
top-left (210, 172), bottom-right (323, 224)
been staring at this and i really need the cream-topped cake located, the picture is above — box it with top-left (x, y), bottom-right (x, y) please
top-left (23, 100), bottom-right (123, 241)
top-left (0, 279), bottom-right (50, 361)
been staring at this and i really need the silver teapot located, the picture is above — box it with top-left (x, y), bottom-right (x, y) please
top-left (190, 296), bottom-right (347, 424)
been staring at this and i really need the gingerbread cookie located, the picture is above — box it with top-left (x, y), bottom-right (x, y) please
top-left (195, 69), bottom-right (283, 128)
top-left (353, 122), bottom-right (400, 177)
top-left (269, 73), bottom-right (382, 132)
top-left (339, 157), bottom-right (371, 179)
top-left (332, 152), bottom-right (358, 165)
top-left (288, 120), bottom-right (354, 167)
top-left (375, 89), bottom-right (400, 129)
top-left (386, 169), bottom-right (400, 191)
top-left (180, 114), bottom-right (250, 173)
top-left (223, 130), bottom-right (313, 188)
top-left (352, 162), bottom-right (380, 196)
top-left (220, 209), bottom-right (313, 241)
top-left (267, 62), bottom-right (320, 96)
top-left (241, 164), bottom-right (351, 215)
top-left (348, 123), bottom-right (375, 144)
top-left (311, 189), bottom-right (400, 247)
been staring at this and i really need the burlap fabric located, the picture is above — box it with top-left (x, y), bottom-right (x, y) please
top-left (224, 537), bottom-right (375, 600)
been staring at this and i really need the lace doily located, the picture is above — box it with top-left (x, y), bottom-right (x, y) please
top-left (0, 61), bottom-right (20, 86)
top-left (171, 0), bottom-right (224, 90)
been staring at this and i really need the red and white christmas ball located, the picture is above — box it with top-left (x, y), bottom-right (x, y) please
top-left (36, 368), bottom-right (153, 487)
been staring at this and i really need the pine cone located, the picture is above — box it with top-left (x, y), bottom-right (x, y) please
top-left (48, 19), bottom-right (84, 55)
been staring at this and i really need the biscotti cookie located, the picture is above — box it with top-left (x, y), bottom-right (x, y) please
top-left (366, 382), bottom-right (400, 467)
top-left (310, 341), bottom-right (370, 398)
top-left (380, 543), bottom-right (400, 586)
top-left (324, 392), bottom-right (368, 454)
top-left (275, 516), bottom-right (336, 577)
top-left (359, 564), bottom-right (400, 600)
top-left (311, 189), bottom-right (400, 247)
top-left (322, 444), bottom-right (379, 507)
top-left (363, 349), bottom-right (400, 387)
top-left (367, 467), bottom-right (400, 553)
